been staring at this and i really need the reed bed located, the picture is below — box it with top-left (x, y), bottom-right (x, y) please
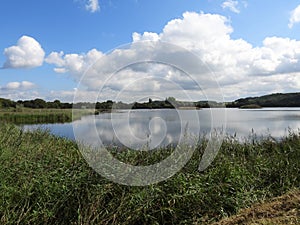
top-left (0, 109), bottom-right (94, 124)
top-left (0, 123), bottom-right (299, 224)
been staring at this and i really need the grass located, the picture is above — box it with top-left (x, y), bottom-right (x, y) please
top-left (213, 189), bottom-right (300, 225)
top-left (0, 123), bottom-right (299, 224)
top-left (0, 108), bottom-right (94, 124)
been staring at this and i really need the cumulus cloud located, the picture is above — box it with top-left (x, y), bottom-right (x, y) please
top-left (132, 32), bottom-right (160, 42)
top-left (1, 81), bottom-right (35, 91)
top-left (45, 51), bottom-right (65, 67)
top-left (4, 82), bottom-right (21, 90)
top-left (132, 12), bottom-right (300, 78)
top-left (0, 91), bottom-right (40, 101)
top-left (45, 49), bottom-right (103, 76)
top-left (21, 81), bottom-right (36, 89)
top-left (47, 11), bottom-right (300, 101)
top-left (3, 36), bottom-right (45, 69)
top-left (0, 81), bottom-right (39, 100)
top-left (0, 81), bottom-right (39, 101)
top-left (85, 0), bottom-right (100, 13)
top-left (222, 0), bottom-right (240, 14)
top-left (289, 4), bottom-right (300, 28)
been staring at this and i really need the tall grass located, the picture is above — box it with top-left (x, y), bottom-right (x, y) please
top-left (0, 109), bottom-right (94, 124)
top-left (0, 123), bottom-right (299, 224)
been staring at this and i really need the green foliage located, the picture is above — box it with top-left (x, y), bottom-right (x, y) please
top-left (0, 109), bottom-right (94, 124)
top-left (227, 92), bottom-right (300, 108)
top-left (1, 92), bottom-right (300, 113)
top-left (19, 99), bottom-right (73, 109)
top-left (0, 98), bottom-right (16, 108)
top-left (0, 123), bottom-right (299, 224)
top-left (0, 112), bottom-right (71, 124)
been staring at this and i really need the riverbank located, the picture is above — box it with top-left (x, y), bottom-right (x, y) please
top-left (0, 123), bottom-right (299, 224)
top-left (0, 108), bottom-right (95, 124)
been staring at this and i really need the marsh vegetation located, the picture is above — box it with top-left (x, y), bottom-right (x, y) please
top-left (0, 123), bottom-right (299, 224)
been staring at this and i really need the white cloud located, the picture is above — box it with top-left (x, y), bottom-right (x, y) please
top-left (21, 81), bottom-right (36, 89)
top-left (289, 4), bottom-right (300, 28)
top-left (85, 0), bottom-right (100, 13)
top-left (45, 51), bottom-right (65, 67)
top-left (0, 81), bottom-right (36, 97)
top-left (4, 82), bottom-right (21, 90)
top-left (46, 48), bottom-right (103, 76)
top-left (3, 36), bottom-right (45, 69)
top-left (1, 81), bottom-right (35, 91)
top-left (0, 91), bottom-right (40, 101)
top-left (47, 11), bottom-right (300, 101)
top-left (258, 37), bottom-right (300, 74)
top-left (222, 0), bottom-right (240, 14)
top-left (0, 81), bottom-right (38, 101)
top-left (132, 32), bottom-right (160, 42)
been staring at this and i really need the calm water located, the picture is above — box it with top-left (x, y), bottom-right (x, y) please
top-left (23, 108), bottom-right (300, 148)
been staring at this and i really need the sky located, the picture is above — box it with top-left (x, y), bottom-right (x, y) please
top-left (0, 0), bottom-right (300, 102)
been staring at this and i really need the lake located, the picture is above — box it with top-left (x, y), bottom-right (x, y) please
top-left (23, 108), bottom-right (300, 149)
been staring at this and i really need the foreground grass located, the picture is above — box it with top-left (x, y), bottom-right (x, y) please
top-left (213, 189), bottom-right (300, 225)
top-left (0, 108), bottom-right (94, 124)
top-left (0, 123), bottom-right (299, 224)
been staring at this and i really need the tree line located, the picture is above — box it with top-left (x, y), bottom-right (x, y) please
top-left (4, 92), bottom-right (298, 110)
top-left (0, 98), bottom-right (72, 109)
top-left (226, 92), bottom-right (300, 108)
top-left (0, 97), bottom-right (223, 110)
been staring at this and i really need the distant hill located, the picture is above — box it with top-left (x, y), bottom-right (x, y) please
top-left (227, 92), bottom-right (300, 108)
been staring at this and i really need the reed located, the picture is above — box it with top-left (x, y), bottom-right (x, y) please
top-left (0, 109), bottom-right (94, 124)
top-left (0, 123), bottom-right (299, 224)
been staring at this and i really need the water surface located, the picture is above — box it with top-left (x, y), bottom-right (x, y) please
top-left (23, 108), bottom-right (300, 148)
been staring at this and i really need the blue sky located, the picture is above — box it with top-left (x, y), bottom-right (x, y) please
top-left (1, 0), bottom-right (300, 102)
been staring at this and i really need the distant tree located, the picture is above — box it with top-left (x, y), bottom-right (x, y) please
top-left (33, 98), bottom-right (47, 108)
top-left (0, 98), bottom-right (16, 108)
top-left (165, 97), bottom-right (177, 108)
top-left (23, 100), bottom-right (34, 108)
top-left (47, 100), bottom-right (61, 108)
top-left (63, 102), bottom-right (73, 109)
top-left (53, 100), bottom-right (61, 108)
